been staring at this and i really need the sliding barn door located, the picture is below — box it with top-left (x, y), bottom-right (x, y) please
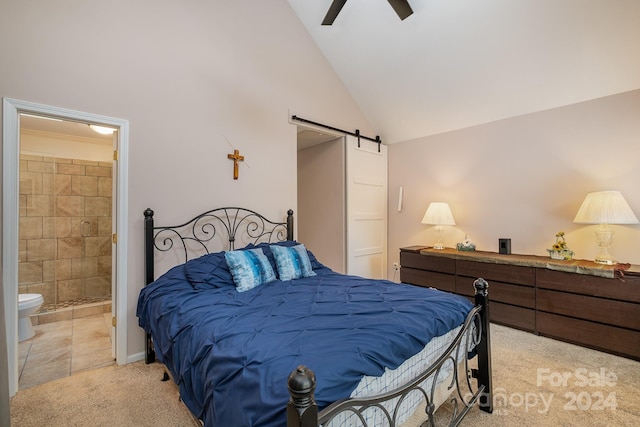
top-left (346, 135), bottom-right (388, 279)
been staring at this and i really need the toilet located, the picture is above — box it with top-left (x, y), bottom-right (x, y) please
top-left (18, 293), bottom-right (44, 341)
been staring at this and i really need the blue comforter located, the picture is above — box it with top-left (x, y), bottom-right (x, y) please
top-left (137, 248), bottom-right (473, 427)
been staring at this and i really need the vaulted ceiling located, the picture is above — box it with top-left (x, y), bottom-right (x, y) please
top-left (288, 0), bottom-right (640, 144)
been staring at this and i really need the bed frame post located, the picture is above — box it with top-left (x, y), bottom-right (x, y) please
top-left (286, 365), bottom-right (318, 427)
top-left (473, 278), bottom-right (493, 413)
top-left (287, 209), bottom-right (294, 241)
top-left (143, 208), bottom-right (156, 363)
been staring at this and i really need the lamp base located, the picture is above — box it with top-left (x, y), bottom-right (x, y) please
top-left (594, 226), bottom-right (616, 265)
top-left (594, 255), bottom-right (615, 265)
top-left (432, 225), bottom-right (446, 250)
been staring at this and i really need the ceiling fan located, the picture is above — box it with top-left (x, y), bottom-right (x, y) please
top-left (322, 0), bottom-right (414, 25)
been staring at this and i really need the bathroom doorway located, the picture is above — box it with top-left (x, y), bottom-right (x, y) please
top-left (19, 115), bottom-right (114, 315)
top-left (17, 116), bottom-right (115, 388)
top-left (3, 98), bottom-right (129, 396)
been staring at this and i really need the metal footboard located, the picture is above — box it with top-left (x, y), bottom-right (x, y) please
top-left (287, 278), bottom-right (493, 427)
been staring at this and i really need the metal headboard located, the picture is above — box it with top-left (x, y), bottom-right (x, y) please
top-left (143, 207), bottom-right (294, 285)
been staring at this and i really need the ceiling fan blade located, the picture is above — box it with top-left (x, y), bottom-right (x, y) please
top-left (387, 0), bottom-right (413, 20)
top-left (322, 0), bottom-right (348, 25)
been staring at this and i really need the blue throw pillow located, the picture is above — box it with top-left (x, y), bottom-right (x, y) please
top-left (224, 248), bottom-right (276, 292)
top-left (270, 244), bottom-right (317, 281)
top-left (253, 240), bottom-right (325, 271)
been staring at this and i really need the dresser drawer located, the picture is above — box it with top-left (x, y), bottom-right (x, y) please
top-left (456, 276), bottom-right (535, 308)
top-left (537, 312), bottom-right (640, 361)
top-left (457, 260), bottom-right (535, 286)
top-left (400, 252), bottom-right (456, 274)
top-left (537, 289), bottom-right (640, 330)
top-left (491, 302), bottom-right (535, 332)
top-left (400, 267), bottom-right (455, 292)
top-left (536, 268), bottom-right (640, 303)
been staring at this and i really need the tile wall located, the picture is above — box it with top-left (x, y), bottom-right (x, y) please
top-left (18, 154), bottom-right (113, 307)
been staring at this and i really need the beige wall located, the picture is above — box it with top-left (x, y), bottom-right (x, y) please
top-left (0, 0), bottom-right (374, 371)
top-left (388, 89), bottom-right (640, 274)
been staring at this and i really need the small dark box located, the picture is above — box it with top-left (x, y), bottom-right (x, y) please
top-left (499, 238), bottom-right (511, 254)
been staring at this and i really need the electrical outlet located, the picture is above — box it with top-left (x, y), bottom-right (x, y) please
top-left (393, 262), bottom-right (399, 271)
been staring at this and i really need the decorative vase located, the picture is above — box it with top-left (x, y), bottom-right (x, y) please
top-left (456, 242), bottom-right (476, 251)
top-left (548, 249), bottom-right (573, 260)
top-left (547, 232), bottom-right (573, 260)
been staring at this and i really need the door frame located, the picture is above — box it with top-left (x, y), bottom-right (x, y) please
top-left (296, 124), bottom-right (347, 273)
top-left (2, 98), bottom-right (129, 396)
top-left (295, 124), bottom-right (388, 279)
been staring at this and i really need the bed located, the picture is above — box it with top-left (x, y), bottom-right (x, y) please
top-left (137, 207), bottom-right (493, 427)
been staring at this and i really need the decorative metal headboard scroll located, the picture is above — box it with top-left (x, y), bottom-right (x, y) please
top-left (144, 207), bottom-right (294, 284)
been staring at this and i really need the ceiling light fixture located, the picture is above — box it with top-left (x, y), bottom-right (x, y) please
top-left (89, 124), bottom-right (116, 135)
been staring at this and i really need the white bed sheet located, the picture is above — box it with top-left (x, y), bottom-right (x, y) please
top-left (324, 324), bottom-right (473, 426)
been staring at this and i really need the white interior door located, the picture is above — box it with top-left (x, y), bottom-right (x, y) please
top-left (346, 135), bottom-right (388, 279)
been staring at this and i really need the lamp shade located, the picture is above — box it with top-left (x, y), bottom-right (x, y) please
top-left (421, 202), bottom-right (456, 225)
top-left (573, 191), bottom-right (639, 224)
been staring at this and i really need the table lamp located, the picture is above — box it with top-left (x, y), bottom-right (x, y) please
top-left (422, 202), bottom-right (456, 250)
top-left (573, 191), bottom-right (639, 265)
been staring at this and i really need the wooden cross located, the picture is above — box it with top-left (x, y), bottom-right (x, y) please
top-left (227, 149), bottom-right (244, 180)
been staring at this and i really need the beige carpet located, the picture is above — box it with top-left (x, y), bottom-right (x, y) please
top-left (10, 361), bottom-right (199, 426)
top-left (433, 324), bottom-right (640, 426)
top-left (10, 324), bottom-right (640, 426)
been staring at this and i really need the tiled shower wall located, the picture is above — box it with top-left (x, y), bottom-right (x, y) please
top-left (19, 154), bottom-right (112, 306)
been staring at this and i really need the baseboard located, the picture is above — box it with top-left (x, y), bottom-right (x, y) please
top-left (127, 351), bottom-right (146, 364)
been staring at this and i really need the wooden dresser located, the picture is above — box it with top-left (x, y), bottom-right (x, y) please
top-left (400, 246), bottom-right (640, 361)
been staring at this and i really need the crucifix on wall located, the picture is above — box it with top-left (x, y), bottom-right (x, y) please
top-left (227, 149), bottom-right (245, 180)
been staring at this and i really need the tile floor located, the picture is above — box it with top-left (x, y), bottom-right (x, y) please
top-left (18, 308), bottom-right (114, 390)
